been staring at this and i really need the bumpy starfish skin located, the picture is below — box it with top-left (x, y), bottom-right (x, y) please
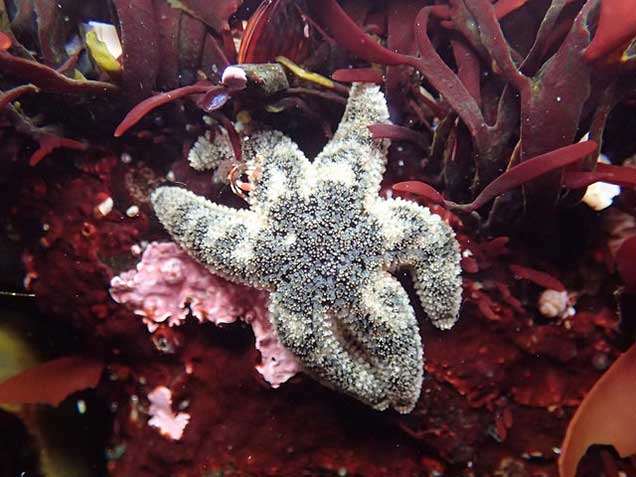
top-left (151, 83), bottom-right (462, 413)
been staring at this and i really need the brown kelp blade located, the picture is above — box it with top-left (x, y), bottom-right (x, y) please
top-left (0, 356), bottom-right (103, 406)
top-left (559, 344), bottom-right (636, 477)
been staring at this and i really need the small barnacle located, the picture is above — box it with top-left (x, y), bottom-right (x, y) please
top-left (81, 221), bottom-right (97, 237)
top-left (126, 205), bottom-right (139, 217)
top-left (95, 196), bottom-right (114, 217)
top-left (538, 289), bottom-right (574, 319)
top-left (151, 326), bottom-right (180, 354)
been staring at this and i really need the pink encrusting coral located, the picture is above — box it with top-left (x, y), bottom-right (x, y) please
top-left (110, 241), bottom-right (301, 387)
top-left (110, 242), bottom-right (243, 331)
top-left (147, 385), bottom-right (191, 441)
top-left (243, 295), bottom-right (304, 388)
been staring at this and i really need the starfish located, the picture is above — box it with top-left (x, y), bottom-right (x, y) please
top-left (151, 83), bottom-right (462, 413)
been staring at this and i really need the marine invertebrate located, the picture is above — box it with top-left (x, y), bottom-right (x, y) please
top-left (151, 83), bottom-right (462, 413)
top-left (537, 289), bottom-right (573, 319)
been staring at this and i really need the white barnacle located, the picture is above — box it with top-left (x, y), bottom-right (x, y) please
top-left (151, 83), bottom-right (462, 413)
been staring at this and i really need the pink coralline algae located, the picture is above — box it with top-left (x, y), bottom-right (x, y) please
top-left (109, 241), bottom-right (301, 388)
top-left (147, 385), bottom-right (191, 441)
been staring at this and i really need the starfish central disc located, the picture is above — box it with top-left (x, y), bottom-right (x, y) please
top-left (256, 185), bottom-right (383, 305)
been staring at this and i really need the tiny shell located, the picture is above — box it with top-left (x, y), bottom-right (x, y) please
top-left (95, 196), bottom-right (114, 217)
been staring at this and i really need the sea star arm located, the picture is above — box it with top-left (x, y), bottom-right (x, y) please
top-left (243, 129), bottom-right (312, 210)
top-left (269, 272), bottom-right (423, 413)
top-left (347, 272), bottom-right (424, 413)
top-left (268, 289), bottom-right (388, 410)
top-left (313, 83), bottom-right (391, 196)
top-left (151, 186), bottom-right (264, 287)
top-left (372, 198), bottom-right (462, 330)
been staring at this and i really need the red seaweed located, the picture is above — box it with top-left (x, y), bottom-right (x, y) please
top-left (212, 112), bottom-right (242, 163)
top-left (561, 171), bottom-right (615, 189)
top-left (585, 0), bottom-right (636, 62)
top-left (55, 48), bottom-right (82, 74)
top-left (332, 68), bottom-right (384, 84)
top-left (509, 264), bottom-right (566, 291)
top-left (33, 0), bottom-right (71, 66)
top-left (238, 0), bottom-right (310, 64)
top-left (368, 124), bottom-right (429, 150)
top-left (29, 133), bottom-right (87, 166)
top-left (450, 39), bottom-right (481, 105)
top-left (172, 0), bottom-right (243, 33)
top-left (385, 0), bottom-right (428, 118)
top-left (392, 181), bottom-right (446, 206)
top-left (112, 0), bottom-right (160, 100)
top-left (459, 141), bottom-right (597, 212)
top-left (0, 51), bottom-right (116, 95)
top-left (615, 235), bottom-right (636, 290)
top-left (0, 84), bottom-right (39, 110)
top-left (479, 236), bottom-right (510, 257)
top-left (310, 0), bottom-right (488, 145)
top-left (114, 82), bottom-right (216, 137)
top-left (596, 162), bottom-right (636, 188)
top-left (307, 0), bottom-right (405, 65)
top-left (0, 32), bottom-right (11, 51)
top-left (309, 0), bottom-right (608, 220)
top-left (408, 7), bottom-right (489, 142)
top-left (153, 1), bottom-right (180, 90)
top-left (398, 142), bottom-right (598, 212)
top-left (561, 163), bottom-right (636, 191)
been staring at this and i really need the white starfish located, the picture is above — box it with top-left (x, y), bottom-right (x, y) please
top-left (151, 83), bottom-right (462, 413)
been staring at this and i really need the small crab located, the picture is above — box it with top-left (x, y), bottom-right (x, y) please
top-left (227, 161), bottom-right (262, 199)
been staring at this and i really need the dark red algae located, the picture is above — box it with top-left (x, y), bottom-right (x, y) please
top-left (1, 1), bottom-right (636, 476)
